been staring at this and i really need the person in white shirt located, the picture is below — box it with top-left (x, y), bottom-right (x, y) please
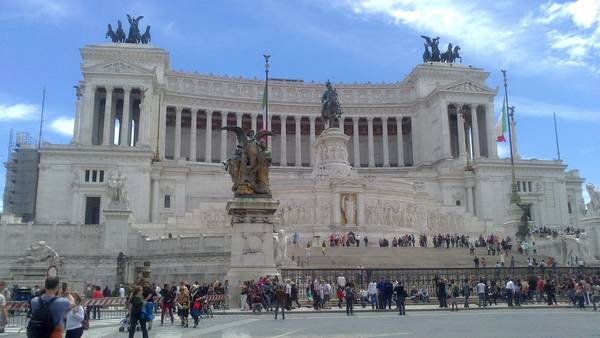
top-left (505, 278), bottom-right (515, 306)
top-left (65, 292), bottom-right (86, 338)
top-left (119, 284), bottom-right (125, 298)
top-left (367, 281), bottom-right (378, 309)
top-left (337, 275), bottom-right (346, 289)
top-left (285, 281), bottom-right (292, 310)
top-left (476, 279), bottom-right (487, 307)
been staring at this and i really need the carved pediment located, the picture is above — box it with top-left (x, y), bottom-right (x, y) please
top-left (83, 60), bottom-right (153, 75)
top-left (444, 81), bottom-right (494, 93)
top-left (329, 179), bottom-right (366, 189)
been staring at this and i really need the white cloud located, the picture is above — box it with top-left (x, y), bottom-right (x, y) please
top-left (510, 96), bottom-right (600, 122)
top-left (0, 103), bottom-right (39, 120)
top-left (49, 117), bottom-right (73, 137)
top-left (339, 0), bottom-right (600, 73)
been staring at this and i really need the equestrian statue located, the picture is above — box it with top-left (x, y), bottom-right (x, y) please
top-left (321, 80), bottom-right (343, 129)
top-left (421, 35), bottom-right (462, 64)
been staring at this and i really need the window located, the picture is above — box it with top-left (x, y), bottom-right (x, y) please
top-left (84, 169), bottom-right (105, 183)
top-left (568, 202), bottom-right (572, 214)
top-left (455, 200), bottom-right (461, 206)
top-left (163, 194), bottom-right (171, 209)
top-left (517, 180), bottom-right (533, 193)
top-left (84, 196), bottom-right (101, 224)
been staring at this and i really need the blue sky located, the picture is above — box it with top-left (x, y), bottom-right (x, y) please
top-left (1, 0), bottom-right (599, 211)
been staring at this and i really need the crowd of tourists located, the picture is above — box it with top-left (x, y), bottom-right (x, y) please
top-left (533, 226), bottom-right (583, 238)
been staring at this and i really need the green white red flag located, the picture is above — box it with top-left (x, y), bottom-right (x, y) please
top-left (496, 99), bottom-right (507, 142)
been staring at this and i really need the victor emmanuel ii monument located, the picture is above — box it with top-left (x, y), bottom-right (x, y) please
top-left (1, 16), bottom-right (597, 288)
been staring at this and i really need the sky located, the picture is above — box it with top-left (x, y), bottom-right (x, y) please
top-left (0, 0), bottom-right (599, 212)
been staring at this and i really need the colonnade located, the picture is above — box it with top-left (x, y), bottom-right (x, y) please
top-left (162, 106), bottom-right (415, 168)
top-left (82, 85), bottom-right (146, 147)
top-left (446, 103), bottom-right (493, 161)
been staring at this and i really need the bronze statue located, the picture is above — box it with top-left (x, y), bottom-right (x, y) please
top-left (126, 14), bottom-right (144, 43)
top-left (222, 127), bottom-right (272, 197)
top-left (421, 35), bottom-right (440, 62)
top-left (321, 80), bottom-right (343, 129)
top-left (141, 25), bottom-right (151, 44)
top-left (116, 20), bottom-right (126, 43)
top-left (106, 24), bottom-right (118, 42)
top-left (421, 36), bottom-right (461, 64)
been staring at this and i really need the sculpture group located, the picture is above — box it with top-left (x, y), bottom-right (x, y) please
top-left (222, 128), bottom-right (272, 196)
top-left (586, 183), bottom-right (600, 216)
top-left (321, 80), bottom-right (343, 129)
top-left (420, 35), bottom-right (461, 63)
top-left (106, 14), bottom-right (151, 44)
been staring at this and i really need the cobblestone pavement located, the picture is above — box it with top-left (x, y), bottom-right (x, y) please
top-left (2, 306), bottom-right (598, 338)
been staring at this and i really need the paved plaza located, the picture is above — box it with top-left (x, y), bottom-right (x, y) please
top-left (2, 307), bottom-right (598, 338)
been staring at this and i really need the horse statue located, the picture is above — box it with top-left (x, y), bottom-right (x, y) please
top-left (141, 25), bottom-right (151, 44)
top-left (321, 80), bottom-right (343, 129)
top-left (422, 43), bottom-right (431, 63)
top-left (421, 35), bottom-right (440, 62)
top-left (440, 43), bottom-right (455, 63)
top-left (106, 24), bottom-right (118, 42)
top-left (125, 14), bottom-right (144, 43)
top-left (116, 20), bottom-right (126, 43)
top-left (452, 45), bottom-right (462, 63)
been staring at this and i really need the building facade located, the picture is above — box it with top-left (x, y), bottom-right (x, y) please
top-left (33, 43), bottom-right (585, 239)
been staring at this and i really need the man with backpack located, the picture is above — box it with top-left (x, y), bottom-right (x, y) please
top-left (27, 277), bottom-right (75, 338)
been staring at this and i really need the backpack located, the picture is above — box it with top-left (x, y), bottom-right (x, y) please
top-left (26, 297), bottom-right (57, 338)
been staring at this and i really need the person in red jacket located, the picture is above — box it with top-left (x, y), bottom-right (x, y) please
top-left (91, 286), bottom-right (103, 319)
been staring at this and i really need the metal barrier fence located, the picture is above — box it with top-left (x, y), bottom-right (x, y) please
top-left (281, 266), bottom-right (600, 301)
top-left (4, 294), bottom-right (226, 331)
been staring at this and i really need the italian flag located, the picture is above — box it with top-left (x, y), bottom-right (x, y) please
top-left (496, 99), bottom-right (507, 142)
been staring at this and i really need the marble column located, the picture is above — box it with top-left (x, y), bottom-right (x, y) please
top-left (352, 117), bottom-right (360, 167)
top-left (309, 116), bottom-right (316, 165)
top-left (367, 117), bottom-right (375, 167)
top-left (102, 86), bottom-right (113, 146)
top-left (457, 106), bottom-right (467, 159)
top-left (471, 104), bottom-right (480, 159)
top-left (82, 85), bottom-right (96, 145)
top-left (466, 187), bottom-right (473, 213)
top-left (382, 117), bottom-right (390, 167)
top-left (73, 91), bottom-right (82, 144)
top-left (174, 106), bottom-right (182, 160)
top-left (120, 87), bottom-right (131, 147)
top-left (441, 101), bottom-right (451, 158)
top-left (159, 94), bottom-right (166, 159)
top-left (205, 110), bottom-right (213, 163)
top-left (486, 101), bottom-right (497, 158)
top-left (220, 112), bottom-right (228, 162)
top-left (396, 116), bottom-right (404, 166)
top-left (190, 108), bottom-right (197, 162)
top-left (295, 116), bottom-right (302, 166)
top-left (251, 113), bottom-right (257, 133)
top-left (236, 112), bottom-right (243, 128)
top-left (137, 87), bottom-right (148, 146)
top-left (280, 116), bottom-right (287, 166)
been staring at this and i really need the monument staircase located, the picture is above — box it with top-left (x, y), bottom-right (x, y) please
top-left (287, 246), bottom-right (548, 269)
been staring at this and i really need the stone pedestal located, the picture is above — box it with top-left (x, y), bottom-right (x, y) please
top-left (224, 197), bottom-right (280, 308)
top-left (103, 208), bottom-right (133, 254)
top-left (583, 216), bottom-right (600, 259)
top-left (312, 127), bottom-right (357, 179)
top-left (503, 202), bottom-right (522, 238)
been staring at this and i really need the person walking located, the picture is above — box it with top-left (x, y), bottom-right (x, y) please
top-left (450, 281), bottom-right (459, 311)
top-left (0, 281), bottom-right (7, 334)
top-left (437, 279), bottom-right (448, 308)
top-left (176, 284), bottom-right (189, 328)
top-left (27, 277), bottom-right (76, 338)
top-left (462, 279), bottom-right (471, 308)
top-left (476, 279), bottom-right (486, 308)
top-left (91, 286), bottom-right (103, 320)
top-left (159, 283), bottom-right (174, 325)
top-left (506, 278), bottom-right (515, 307)
top-left (394, 282), bottom-right (407, 316)
top-left (274, 285), bottom-right (286, 320)
top-left (128, 286), bottom-right (148, 338)
top-left (290, 282), bottom-right (301, 309)
top-left (65, 292), bottom-right (85, 338)
top-left (344, 283), bottom-right (355, 315)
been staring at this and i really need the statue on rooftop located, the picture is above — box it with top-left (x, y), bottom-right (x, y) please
top-left (116, 20), bottom-right (126, 43)
top-left (126, 14), bottom-right (144, 43)
top-left (141, 25), bottom-right (151, 44)
top-left (421, 36), bottom-right (461, 63)
top-left (321, 80), bottom-right (343, 129)
top-left (586, 183), bottom-right (600, 216)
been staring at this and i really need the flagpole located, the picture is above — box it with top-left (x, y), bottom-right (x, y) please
top-left (553, 112), bottom-right (561, 160)
top-left (38, 87), bottom-right (46, 148)
top-left (263, 53), bottom-right (271, 147)
top-left (501, 70), bottom-right (519, 204)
